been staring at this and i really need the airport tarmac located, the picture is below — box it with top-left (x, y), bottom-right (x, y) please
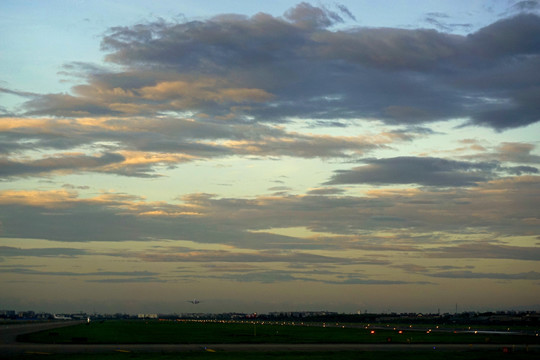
top-left (0, 321), bottom-right (85, 345)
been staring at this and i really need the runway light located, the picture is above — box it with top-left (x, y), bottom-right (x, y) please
top-left (370, 330), bottom-right (375, 334)
top-left (398, 330), bottom-right (403, 334)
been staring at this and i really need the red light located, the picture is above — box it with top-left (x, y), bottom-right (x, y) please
top-left (370, 330), bottom-right (375, 334)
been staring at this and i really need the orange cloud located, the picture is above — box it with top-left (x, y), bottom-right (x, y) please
top-left (0, 190), bottom-right (78, 209)
top-left (139, 79), bottom-right (274, 103)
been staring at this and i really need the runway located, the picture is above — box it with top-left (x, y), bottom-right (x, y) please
top-left (1, 321), bottom-right (538, 356)
top-left (0, 321), bottom-right (85, 345)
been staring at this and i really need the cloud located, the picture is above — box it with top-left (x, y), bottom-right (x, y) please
top-left (0, 152), bottom-right (125, 178)
top-left (335, 4), bottom-right (357, 22)
top-left (0, 189), bottom-right (80, 209)
top-left (325, 156), bottom-right (537, 187)
top-left (0, 116), bottom-right (403, 178)
top-left (221, 270), bottom-right (304, 283)
top-left (170, 267), bottom-right (424, 285)
top-left (494, 142), bottom-right (540, 164)
top-left (220, 272), bottom-right (424, 285)
top-left (458, 142), bottom-right (540, 171)
top-left (322, 277), bottom-right (429, 285)
top-left (426, 243), bottom-right (540, 261)
top-left (0, 87), bottom-right (39, 99)
top-left (86, 277), bottom-right (166, 283)
top-left (0, 246), bottom-right (88, 258)
top-left (393, 263), bottom-right (540, 283)
top-left (427, 270), bottom-right (540, 280)
top-left (136, 248), bottom-right (380, 265)
top-left (424, 12), bottom-right (473, 33)
top-left (306, 187), bottom-right (345, 195)
top-left (1, 175), bottom-right (537, 249)
top-left (0, 267), bottom-right (158, 277)
top-left (283, 2), bottom-right (347, 29)
top-left (4, 7), bottom-right (537, 130)
top-left (502, 0), bottom-right (540, 16)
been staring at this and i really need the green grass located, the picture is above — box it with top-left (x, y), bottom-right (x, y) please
top-left (17, 320), bottom-right (540, 345)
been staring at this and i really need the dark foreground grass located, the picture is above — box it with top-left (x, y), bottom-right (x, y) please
top-left (4, 350), bottom-right (538, 360)
top-left (17, 320), bottom-right (540, 345)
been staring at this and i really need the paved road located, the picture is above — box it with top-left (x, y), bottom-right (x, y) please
top-left (2, 342), bottom-right (539, 356)
top-left (1, 322), bottom-right (538, 356)
top-left (0, 321), bottom-right (85, 345)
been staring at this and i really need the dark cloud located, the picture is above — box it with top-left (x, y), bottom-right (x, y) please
top-left (425, 12), bottom-right (450, 19)
top-left (0, 87), bottom-right (39, 99)
top-left (23, 96), bottom-right (114, 118)
top-left (427, 270), bottom-right (540, 280)
top-left (424, 12), bottom-right (472, 32)
top-left (137, 248), bottom-right (378, 265)
top-left (426, 243), bottom-right (540, 261)
top-left (0, 153), bottom-right (125, 178)
top-left (306, 187), bottom-right (345, 195)
top-left (0, 200), bottom-right (147, 242)
top-left (62, 184), bottom-right (90, 190)
top-left (6, 7), bottom-right (537, 130)
top-left (0, 116), bottom-right (394, 178)
top-left (222, 270), bottom-right (303, 283)
top-left (2, 175), bottom-right (538, 249)
top-left (86, 277), bottom-right (166, 283)
top-left (506, 165), bottom-right (538, 175)
top-left (0, 267), bottom-right (158, 277)
top-left (325, 157), bottom-right (527, 187)
top-left (0, 246), bottom-right (88, 258)
top-left (223, 272), bottom-right (425, 285)
top-left (466, 142), bottom-right (540, 165)
top-left (465, 13), bottom-right (540, 58)
top-left (514, 0), bottom-right (540, 11)
top-left (171, 268), bottom-right (422, 285)
top-left (396, 261), bottom-right (540, 281)
top-left (502, 0), bottom-right (540, 16)
top-left (284, 2), bottom-right (346, 29)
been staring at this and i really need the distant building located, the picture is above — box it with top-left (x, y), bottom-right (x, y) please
top-left (0, 310), bottom-right (16, 318)
top-left (18, 311), bottom-right (35, 318)
top-left (137, 314), bottom-right (158, 319)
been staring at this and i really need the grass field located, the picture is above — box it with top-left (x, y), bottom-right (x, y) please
top-left (17, 320), bottom-right (540, 345)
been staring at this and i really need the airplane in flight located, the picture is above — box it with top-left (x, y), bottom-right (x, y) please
top-left (187, 299), bottom-right (201, 304)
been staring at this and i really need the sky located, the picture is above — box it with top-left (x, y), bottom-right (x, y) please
top-left (0, 0), bottom-right (539, 315)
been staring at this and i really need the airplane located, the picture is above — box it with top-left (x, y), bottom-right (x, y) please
top-left (187, 299), bottom-right (201, 304)
top-left (53, 314), bottom-right (72, 320)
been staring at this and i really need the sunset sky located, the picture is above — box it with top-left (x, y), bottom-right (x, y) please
top-left (1, 0), bottom-right (539, 315)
